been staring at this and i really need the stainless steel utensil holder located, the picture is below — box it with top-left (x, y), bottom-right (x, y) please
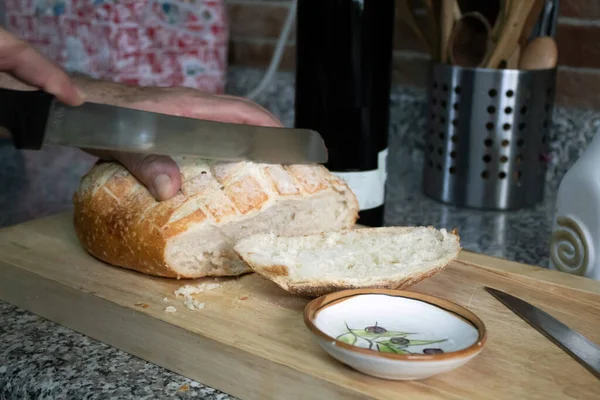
top-left (422, 63), bottom-right (557, 210)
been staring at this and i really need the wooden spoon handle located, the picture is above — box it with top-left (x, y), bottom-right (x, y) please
top-left (397, 0), bottom-right (435, 55)
top-left (491, 0), bottom-right (508, 42)
top-left (484, 0), bottom-right (536, 68)
top-left (453, 0), bottom-right (461, 21)
top-left (505, 45), bottom-right (521, 69)
top-left (440, 0), bottom-right (455, 63)
top-left (421, 0), bottom-right (441, 60)
top-left (518, 0), bottom-right (545, 48)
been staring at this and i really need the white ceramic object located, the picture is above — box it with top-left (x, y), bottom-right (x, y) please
top-left (550, 129), bottom-right (600, 280)
top-left (304, 289), bottom-right (487, 381)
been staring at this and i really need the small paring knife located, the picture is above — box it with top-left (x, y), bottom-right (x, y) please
top-left (0, 88), bottom-right (328, 165)
top-left (485, 286), bottom-right (600, 380)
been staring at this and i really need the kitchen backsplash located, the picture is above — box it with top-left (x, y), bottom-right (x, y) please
top-left (226, 0), bottom-right (600, 111)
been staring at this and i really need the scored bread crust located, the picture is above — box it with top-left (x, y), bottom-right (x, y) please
top-left (234, 228), bottom-right (462, 298)
top-left (72, 156), bottom-right (359, 279)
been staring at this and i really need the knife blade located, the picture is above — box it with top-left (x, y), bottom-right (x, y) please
top-left (485, 286), bottom-right (600, 379)
top-left (0, 88), bottom-right (328, 164)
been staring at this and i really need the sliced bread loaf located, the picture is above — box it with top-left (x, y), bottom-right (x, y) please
top-left (72, 156), bottom-right (358, 279)
top-left (233, 226), bottom-right (461, 297)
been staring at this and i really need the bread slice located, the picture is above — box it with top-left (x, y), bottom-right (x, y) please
top-left (72, 156), bottom-right (358, 279)
top-left (233, 226), bottom-right (461, 297)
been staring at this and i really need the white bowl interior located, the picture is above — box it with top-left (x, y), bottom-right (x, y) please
top-left (314, 294), bottom-right (479, 356)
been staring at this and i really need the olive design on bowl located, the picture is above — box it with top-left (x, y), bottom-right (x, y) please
top-left (423, 348), bottom-right (444, 354)
top-left (390, 337), bottom-right (410, 346)
top-left (365, 323), bottom-right (387, 334)
top-left (304, 289), bottom-right (488, 380)
top-left (335, 322), bottom-right (448, 355)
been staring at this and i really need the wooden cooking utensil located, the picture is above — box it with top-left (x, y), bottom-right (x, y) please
top-left (397, 0), bottom-right (438, 57)
top-left (490, 1), bottom-right (518, 68)
top-left (505, 45), bottom-right (521, 69)
top-left (448, 11), bottom-right (493, 67)
top-left (484, 0), bottom-right (540, 68)
top-left (421, 0), bottom-right (442, 61)
top-left (421, 0), bottom-right (437, 21)
top-left (518, 0), bottom-right (545, 48)
top-left (440, 0), bottom-right (456, 63)
top-left (453, 0), bottom-right (461, 21)
top-left (518, 36), bottom-right (558, 69)
top-left (491, 0), bottom-right (508, 42)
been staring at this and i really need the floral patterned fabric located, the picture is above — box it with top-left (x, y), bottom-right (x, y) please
top-left (4, 0), bottom-right (229, 93)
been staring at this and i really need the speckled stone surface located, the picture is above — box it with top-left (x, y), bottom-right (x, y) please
top-left (2, 66), bottom-right (600, 399)
top-left (0, 302), bottom-right (238, 400)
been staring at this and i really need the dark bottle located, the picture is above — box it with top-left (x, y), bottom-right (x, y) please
top-left (294, 0), bottom-right (394, 227)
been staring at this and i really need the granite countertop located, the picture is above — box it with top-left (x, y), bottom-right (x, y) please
top-left (1, 67), bottom-right (598, 399)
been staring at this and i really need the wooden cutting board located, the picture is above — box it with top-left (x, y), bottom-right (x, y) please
top-left (0, 212), bottom-right (599, 399)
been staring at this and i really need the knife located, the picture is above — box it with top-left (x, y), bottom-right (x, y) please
top-left (485, 286), bottom-right (600, 380)
top-left (0, 88), bottom-right (328, 164)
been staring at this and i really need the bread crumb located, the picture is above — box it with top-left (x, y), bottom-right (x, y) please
top-left (174, 282), bottom-right (221, 297)
top-left (164, 306), bottom-right (177, 313)
top-left (184, 297), bottom-right (205, 311)
top-left (163, 297), bottom-right (169, 303)
top-left (175, 285), bottom-right (201, 297)
top-left (134, 302), bottom-right (149, 308)
top-left (239, 296), bottom-right (248, 301)
top-left (174, 282), bottom-right (216, 311)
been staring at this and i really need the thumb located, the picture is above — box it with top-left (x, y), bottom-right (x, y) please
top-left (111, 152), bottom-right (182, 201)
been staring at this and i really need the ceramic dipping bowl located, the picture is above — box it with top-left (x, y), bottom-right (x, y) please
top-left (304, 289), bottom-right (487, 380)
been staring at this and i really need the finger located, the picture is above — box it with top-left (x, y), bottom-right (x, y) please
top-left (196, 100), bottom-right (283, 127)
top-left (215, 94), bottom-right (284, 127)
top-left (109, 152), bottom-right (182, 201)
top-left (162, 93), bottom-right (283, 127)
top-left (0, 28), bottom-right (85, 106)
top-left (125, 91), bottom-right (284, 128)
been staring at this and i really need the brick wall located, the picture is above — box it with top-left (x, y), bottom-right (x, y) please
top-left (225, 0), bottom-right (600, 110)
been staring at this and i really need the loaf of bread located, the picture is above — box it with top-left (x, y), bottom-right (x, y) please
top-left (233, 227), bottom-right (461, 297)
top-left (72, 156), bottom-right (359, 278)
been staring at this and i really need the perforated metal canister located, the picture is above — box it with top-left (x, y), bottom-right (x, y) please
top-left (421, 63), bottom-right (557, 210)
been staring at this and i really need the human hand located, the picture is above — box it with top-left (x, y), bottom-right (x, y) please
top-left (0, 27), bottom-right (282, 201)
top-left (0, 27), bottom-right (85, 106)
top-left (84, 87), bottom-right (283, 201)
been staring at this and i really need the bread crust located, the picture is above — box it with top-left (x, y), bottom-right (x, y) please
top-left (73, 157), bottom-right (359, 279)
top-left (235, 228), bottom-right (462, 298)
top-left (283, 261), bottom-right (453, 298)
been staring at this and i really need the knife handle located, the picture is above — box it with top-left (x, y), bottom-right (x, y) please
top-left (0, 88), bottom-right (54, 150)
